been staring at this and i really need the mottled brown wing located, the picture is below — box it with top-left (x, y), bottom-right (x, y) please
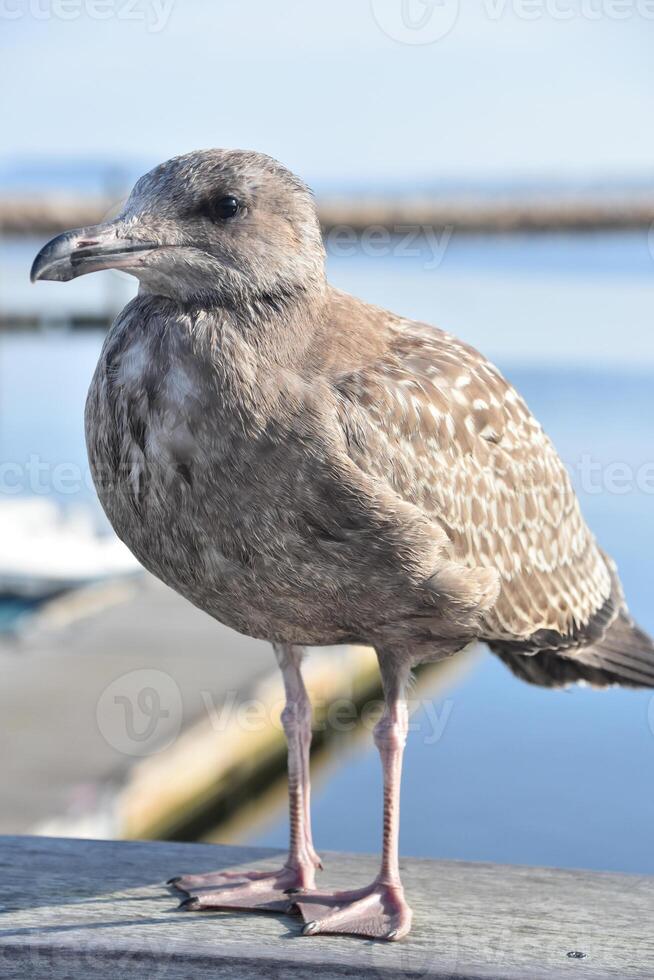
top-left (335, 318), bottom-right (613, 645)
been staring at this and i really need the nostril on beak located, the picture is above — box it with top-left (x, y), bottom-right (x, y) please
top-left (76, 239), bottom-right (100, 248)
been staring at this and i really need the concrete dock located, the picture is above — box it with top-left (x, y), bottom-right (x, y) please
top-left (0, 575), bottom-right (273, 836)
top-left (0, 574), bottom-right (389, 842)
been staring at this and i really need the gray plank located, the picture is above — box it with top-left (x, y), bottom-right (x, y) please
top-left (0, 836), bottom-right (652, 979)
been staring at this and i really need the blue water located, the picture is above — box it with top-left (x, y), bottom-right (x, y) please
top-left (2, 233), bottom-right (654, 870)
top-left (0, 328), bottom-right (104, 506)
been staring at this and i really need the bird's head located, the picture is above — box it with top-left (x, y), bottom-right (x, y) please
top-left (31, 149), bottom-right (326, 306)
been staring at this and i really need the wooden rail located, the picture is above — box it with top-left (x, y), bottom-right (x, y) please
top-left (1, 835), bottom-right (652, 978)
top-left (2, 195), bottom-right (654, 236)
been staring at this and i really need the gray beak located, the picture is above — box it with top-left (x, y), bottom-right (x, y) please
top-left (30, 222), bottom-right (157, 283)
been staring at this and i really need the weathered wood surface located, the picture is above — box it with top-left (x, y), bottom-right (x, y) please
top-left (0, 836), bottom-right (652, 979)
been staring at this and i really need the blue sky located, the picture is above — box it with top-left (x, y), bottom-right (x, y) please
top-left (2, 0), bottom-right (654, 185)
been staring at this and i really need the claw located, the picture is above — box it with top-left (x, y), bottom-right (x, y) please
top-left (283, 887), bottom-right (305, 895)
top-left (178, 896), bottom-right (201, 911)
top-left (167, 876), bottom-right (182, 886)
top-left (302, 919), bottom-right (319, 936)
top-left (386, 929), bottom-right (398, 941)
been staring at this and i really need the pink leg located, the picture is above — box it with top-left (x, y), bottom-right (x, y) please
top-left (294, 657), bottom-right (413, 940)
top-left (170, 643), bottom-right (321, 912)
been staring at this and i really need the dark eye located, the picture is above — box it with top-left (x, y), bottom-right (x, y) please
top-left (209, 195), bottom-right (240, 221)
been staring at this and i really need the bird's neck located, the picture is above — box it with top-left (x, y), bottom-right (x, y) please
top-left (122, 285), bottom-right (331, 426)
top-left (227, 282), bottom-right (330, 370)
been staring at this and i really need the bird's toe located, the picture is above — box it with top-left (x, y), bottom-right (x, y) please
top-left (295, 882), bottom-right (413, 941)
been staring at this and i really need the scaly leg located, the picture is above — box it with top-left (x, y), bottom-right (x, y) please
top-left (294, 654), bottom-right (413, 940)
top-left (170, 643), bottom-right (321, 912)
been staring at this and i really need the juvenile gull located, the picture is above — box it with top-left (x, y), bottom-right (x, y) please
top-left (32, 149), bottom-right (654, 941)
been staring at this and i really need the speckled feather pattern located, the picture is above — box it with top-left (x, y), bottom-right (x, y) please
top-left (335, 316), bottom-right (613, 645)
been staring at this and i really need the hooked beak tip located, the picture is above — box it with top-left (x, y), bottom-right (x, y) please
top-left (30, 227), bottom-right (92, 284)
top-left (29, 256), bottom-right (68, 283)
top-left (30, 224), bottom-right (157, 284)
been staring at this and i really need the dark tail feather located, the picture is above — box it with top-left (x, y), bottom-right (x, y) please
top-left (492, 646), bottom-right (638, 689)
top-left (492, 611), bottom-right (654, 690)
top-left (572, 610), bottom-right (654, 688)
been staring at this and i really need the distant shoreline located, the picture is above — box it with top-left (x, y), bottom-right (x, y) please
top-left (2, 194), bottom-right (654, 236)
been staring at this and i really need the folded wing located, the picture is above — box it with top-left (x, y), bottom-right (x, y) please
top-left (334, 317), bottom-right (654, 684)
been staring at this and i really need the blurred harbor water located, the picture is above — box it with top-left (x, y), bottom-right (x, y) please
top-left (1, 231), bottom-right (653, 871)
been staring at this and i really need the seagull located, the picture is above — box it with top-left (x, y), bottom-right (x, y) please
top-left (31, 149), bottom-right (654, 941)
